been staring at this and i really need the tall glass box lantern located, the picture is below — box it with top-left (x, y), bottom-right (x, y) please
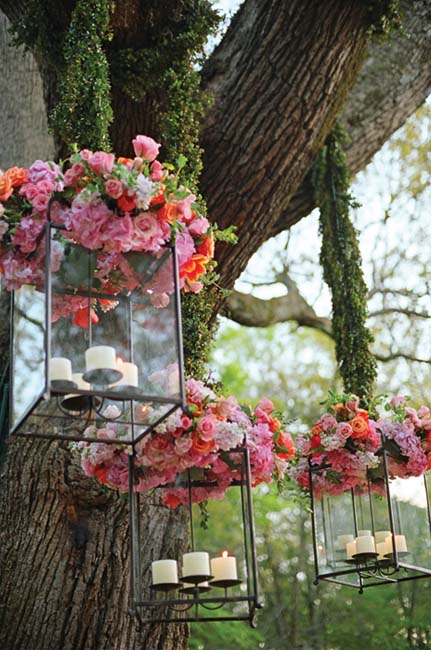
top-left (9, 219), bottom-right (186, 446)
top-left (309, 449), bottom-right (431, 592)
top-left (127, 443), bottom-right (261, 626)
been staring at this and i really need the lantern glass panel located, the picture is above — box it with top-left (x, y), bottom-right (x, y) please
top-left (11, 284), bottom-right (46, 429)
top-left (129, 448), bottom-right (260, 624)
top-left (10, 225), bottom-right (185, 443)
top-left (387, 475), bottom-right (431, 575)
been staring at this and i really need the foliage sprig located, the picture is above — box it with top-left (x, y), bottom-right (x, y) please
top-left (50, 0), bottom-right (113, 151)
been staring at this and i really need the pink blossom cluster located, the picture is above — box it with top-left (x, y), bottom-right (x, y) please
top-left (0, 161), bottom-right (65, 290)
top-left (376, 396), bottom-right (431, 478)
top-left (77, 380), bottom-right (295, 507)
top-left (0, 136), bottom-right (215, 314)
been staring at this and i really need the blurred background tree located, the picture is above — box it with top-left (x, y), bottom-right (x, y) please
top-left (190, 102), bottom-right (431, 650)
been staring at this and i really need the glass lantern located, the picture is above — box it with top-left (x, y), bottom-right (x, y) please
top-left (309, 448), bottom-right (431, 592)
top-left (9, 219), bottom-right (186, 446)
top-left (127, 443), bottom-right (262, 625)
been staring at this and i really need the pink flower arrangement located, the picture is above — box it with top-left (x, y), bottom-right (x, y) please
top-left (289, 392), bottom-right (380, 497)
top-left (0, 136), bottom-right (217, 320)
top-left (289, 392), bottom-right (431, 497)
top-left (76, 380), bottom-right (295, 506)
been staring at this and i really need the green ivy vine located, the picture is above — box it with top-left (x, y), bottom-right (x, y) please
top-left (312, 124), bottom-right (377, 402)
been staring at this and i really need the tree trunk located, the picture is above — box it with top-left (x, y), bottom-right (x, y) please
top-left (0, 12), bottom-right (53, 167)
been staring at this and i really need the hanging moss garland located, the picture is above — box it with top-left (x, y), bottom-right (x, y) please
top-left (109, 1), bottom-right (220, 193)
top-left (313, 124), bottom-right (377, 402)
top-left (50, 0), bottom-right (113, 151)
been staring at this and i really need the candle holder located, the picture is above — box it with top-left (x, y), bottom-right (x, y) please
top-left (127, 443), bottom-right (262, 625)
top-left (308, 433), bottom-right (431, 592)
top-left (8, 205), bottom-right (186, 448)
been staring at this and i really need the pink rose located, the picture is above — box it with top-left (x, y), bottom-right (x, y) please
top-left (188, 217), bottom-right (210, 237)
top-left (335, 422), bottom-right (353, 440)
top-left (390, 395), bottom-right (406, 409)
top-left (132, 135), bottom-right (161, 162)
top-left (104, 179), bottom-right (123, 199)
top-left (150, 160), bottom-right (164, 181)
top-left (198, 415), bottom-right (218, 441)
top-left (79, 149), bottom-right (93, 161)
top-left (257, 397), bottom-right (274, 414)
top-left (89, 152), bottom-right (115, 176)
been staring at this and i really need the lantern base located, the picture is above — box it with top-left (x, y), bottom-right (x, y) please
top-left (83, 368), bottom-right (123, 385)
top-left (384, 552), bottom-right (410, 559)
top-left (150, 582), bottom-right (182, 593)
top-left (180, 574), bottom-right (213, 585)
top-left (210, 578), bottom-right (242, 588)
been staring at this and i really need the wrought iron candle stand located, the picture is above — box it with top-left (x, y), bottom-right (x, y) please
top-left (9, 207), bottom-right (186, 447)
top-left (309, 439), bottom-right (431, 592)
top-left (128, 443), bottom-right (262, 626)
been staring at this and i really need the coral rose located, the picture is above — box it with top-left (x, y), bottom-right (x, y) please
top-left (191, 436), bottom-right (215, 454)
top-left (350, 415), bottom-right (368, 438)
top-left (197, 234), bottom-right (215, 259)
top-left (180, 254), bottom-right (208, 283)
top-left (5, 166), bottom-right (28, 187)
top-left (0, 174), bottom-right (13, 202)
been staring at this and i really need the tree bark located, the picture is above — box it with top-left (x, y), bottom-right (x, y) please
top-left (0, 12), bottom-right (53, 167)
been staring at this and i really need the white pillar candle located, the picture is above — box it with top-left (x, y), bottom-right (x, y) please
top-left (151, 559), bottom-right (178, 585)
top-left (85, 345), bottom-right (117, 371)
top-left (112, 358), bottom-right (138, 387)
top-left (376, 542), bottom-right (388, 560)
top-left (357, 530), bottom-right (372, 537)
top-left (375, 530), bottom-right (391, 544)
top-left (210, 552), bottom-right (237, 581)
top-left (346, 541), bottom-right (357, 559)
top-left (385, 534), bottom-right (408, 554)
top-left (336, 534), bottom-right (354, 550)
top-left (182, 552), bottom-right (210, 578)
top-left (355, 535), bottom-right (376, 554)
top-left (50, 357), bottom-right (72, 381)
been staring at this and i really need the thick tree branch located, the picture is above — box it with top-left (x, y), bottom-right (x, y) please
top-left (268, 0), bottom-right (431, 238)
top-left (222, 289), bottom-right (332, 335)
top-left (200, 0), bottom-right (369, 291)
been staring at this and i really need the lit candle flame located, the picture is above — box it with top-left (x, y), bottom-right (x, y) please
top-left (116, 357), bottom-right (124, 364)
top-left (222, 550), bottom-right (228, 558)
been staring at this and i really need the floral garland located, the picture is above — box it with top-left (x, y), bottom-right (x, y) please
top-left (77, 378), bottom-right (295, 507)
top-left (289, 392), bottom-right (380, 497)
top-left (0, 135), bottom-right (215, 319)
top-left (290, 391), bottom-right (431, 497)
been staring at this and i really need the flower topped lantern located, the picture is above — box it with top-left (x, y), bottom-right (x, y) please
top-left (2, 135), bottom-right (218, 445)
top-left (290, 391), bottom-right (431, 592)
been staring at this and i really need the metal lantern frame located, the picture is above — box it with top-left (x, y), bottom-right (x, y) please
top-left (309, 436), bottom-right (431, 593)
top-left (9, 213), bottom-right (187, 448)
top-left (128, 441), bottom-right (262, 626)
